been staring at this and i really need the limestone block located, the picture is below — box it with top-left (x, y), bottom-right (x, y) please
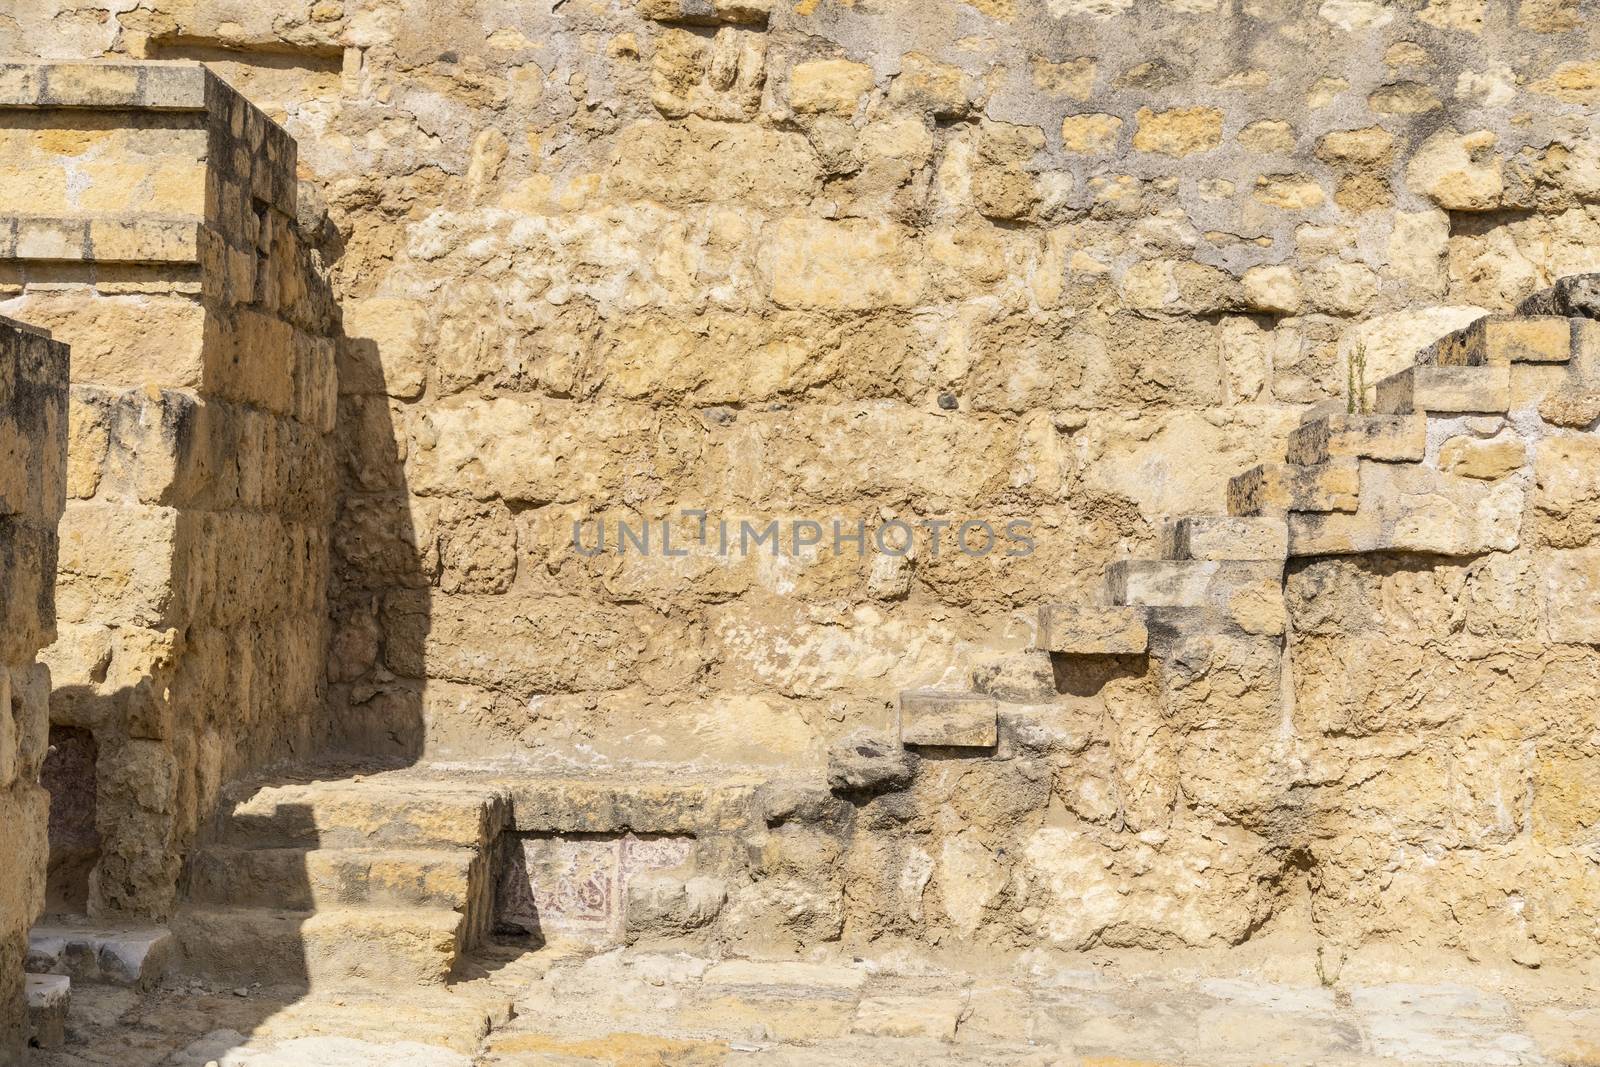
top-left (1438, 434), bottom-right (1525, 480)
top-left (1432, 316), bottom-right (1572, 367)
top-left (1106, 559), bottom-right (1282, 613)
top-left (1132, 106), bottom-right (1223, 156)
top-left (203, 307), bottom-right (297, 415)
top-left (1, 294), bottom-right (205, 390)
top-left (24, 973), bottom-right (67, 1049)
top-left (851, 993), bottom-right (966, 1040)
top-left (1285, 414), bottom-right (1427, 464)
top-left (608, 119), bottom-right (820, 211)
top-left (1163, 516), bottom-right (1288, 561)
top-left (1545, 548), bottom-right (1600, 643)
top-left (827, 729), bottom-right (914, 793)
top-left (25, 927), bottom-right (172, 990)
top-left (789, 59), bottom-right (873, 114)
top-left (639, 0), bottom-right (772, 23)
top-left (1227, 460), bottom-right (1360, 516)
top-left (1036, 604), bottom-right (1148, 654)
top-left (898, 690), bottom-right (998, 748)
top-left (0, 61), bottom-right (207, 110)
top-left (55, 502), bottom-right (180, 629)
top-left (338, 297), bottom-right (428, 399)
top-left (765, 218), bottom-right (924, 309)
top-left (1372, 365), bottom-right (1511, 414)
top-left (0, 521), bottom-right (57, 664)
top-left (1287, 460), bottom-right (1523, 556)
top-left (1517, 273), bottom-right (1600, 319)
top-left (889, 53), bottom-right (978, 118)
top-left (1406, 127), bottom-right (1503, 210)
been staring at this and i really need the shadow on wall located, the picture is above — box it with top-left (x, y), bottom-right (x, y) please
top-left (27, 151), bottom-right (434, 1046)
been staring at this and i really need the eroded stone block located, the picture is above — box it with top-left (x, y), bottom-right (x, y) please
top-left (1373, 365), bottom-right (1511, 414)
top-left (898, 690), bottom-right (998, 748)
top-left (1037, 604), bottom-right (1149, 654)
top-left (1163, 516), bottom-right (1288, 561)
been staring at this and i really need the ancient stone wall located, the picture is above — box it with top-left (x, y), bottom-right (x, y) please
top-left (0, 317), bottom-right (68, 1064)
top-left (5, 1), bottom-right (1600, 972)
top-left (0, 63), bottom-right (338, 921)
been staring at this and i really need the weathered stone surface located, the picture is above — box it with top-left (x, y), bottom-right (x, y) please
top-left (7, 8), bottom-right (1600, 1018)
top-left (1163, 516), bottom-right (1288, 561)
top-left (1431, 316), bottom-right (1572, 367)
top-left (826, 729), bottom-right (915, 793)
top-left (1228, 460), bottom-right (1360, 516)
top-left (1106, 559), bottom-right (1282, 615)
top-left (1372, 365), bottom-right (1512, 414)
top-left (24, 973), bottom-right (67, 1050)
top-left (1036, 604), bottom-right (1148, 654)
top-left (1285, 414), bottom-right (1427, 464)
top-left (1288, 460), bottom-right (1523, 557)
top-left (898, 690), bottom-right (998, 748)
top-left (0, 318), bottom-right (64, 1061)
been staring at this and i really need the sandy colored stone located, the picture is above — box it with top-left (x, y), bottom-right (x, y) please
top-left (1438, 434), bottom-right (1525, 480)
top-left (1060, 113), bottom-right (1123, 154)
top-left (1132, 106), bottom-right (1223, 156)
top-left (790, 58), bottom-right (874, 113)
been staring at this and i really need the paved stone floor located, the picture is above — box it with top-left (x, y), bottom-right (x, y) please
top-left (32, 941), bottom-right (1600, 1066)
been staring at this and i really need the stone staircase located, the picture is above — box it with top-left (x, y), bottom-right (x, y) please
top-left (175, 773), bottom-right (510, 989)
top-left (172, 762), bottom-right (768, 991)
top-left (897, 290), bottom-right (1593, 749)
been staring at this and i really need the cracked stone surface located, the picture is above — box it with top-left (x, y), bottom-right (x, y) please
top-left (29, 942), bottom-right (1600, 1066)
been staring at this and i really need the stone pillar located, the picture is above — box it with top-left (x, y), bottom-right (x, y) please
top-left (0, 61), bottom-right (337, 921)
top-left (0, 317), bottom-right (68, 1064)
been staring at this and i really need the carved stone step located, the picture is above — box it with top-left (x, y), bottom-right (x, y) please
top-left (186, 846), bottom-right (477, 911)
top-left (1036, 604), bottom-right (1148, 654)
top-left (173, 906), bottom-right (464, 989)
top-left (26, 926), bottom-right (173, 991)
top-left (1429, 315), bottom-right (1572, 367)
top-left (897, 690), bottom-right (998, 749)
top-left (1227, 460), bottom-right (1359, 517)
top-left (220, 782), bottom-right (505, 851)
top-left (1372, 365), bottom-right (1511, 415)
top-left (25, 974), bottom-right (69, 1050)
top-left (1162, 516), bottom-right (1287, 561)
top-left (1105, 559), bottom-right (1281, 610)
top-left (1285, 414), bottom-right (1426, 465)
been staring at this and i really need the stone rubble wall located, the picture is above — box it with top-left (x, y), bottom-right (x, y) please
top-left (0, 317), bottom-right (68, 1064)
top-left (4, 1), bottom-right (1600, 973)
top-left (0, 62), bottom-right (338, 921)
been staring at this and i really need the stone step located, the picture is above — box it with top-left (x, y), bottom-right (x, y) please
top-left (220, 782), bottom-right (505, 850)
top-left (173, 906), bottom-right (464, 989)
top-left (1285, 414), bottom-right (1427, 465)
top-left (896, 690), bottom-right (998, 749)
top-left (1371, 365), bottom-right (1511, 415)
top-left (1517, 273), bottom-right (1600, 317)
top-left (1036, 604), bottom-right (1149, 654)
top-left (1106, 559), bottom-right (1282, 612)
top-left (186, 846), bottom-right (476, 911)
top-left (1227, 460), bottom-right (1359, 517)
top-left (1161, 516), bottom-right (1287, 561)
top-left (26, 925), bottom-right (173, 990)
top-left (1429, 315), bottom-right (1572, 367)
top-left (26, 974), bottom-right (69, 1050)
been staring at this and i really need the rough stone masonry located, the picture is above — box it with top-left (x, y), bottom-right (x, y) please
top-left (0, 317), bottom-right (67, 1062)
top-left (1, 0), bottom-right (1600, 1049)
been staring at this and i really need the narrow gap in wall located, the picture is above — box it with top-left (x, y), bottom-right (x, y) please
top-left (40, 725), bottom-right (100, 918)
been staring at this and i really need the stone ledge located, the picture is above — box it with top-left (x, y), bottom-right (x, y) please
top-left (0, 61), bottom-right (208, 111)
top-left (26, 926), bottom-right (173, 992)
top-left (0, 217), bottom-right (200, 264)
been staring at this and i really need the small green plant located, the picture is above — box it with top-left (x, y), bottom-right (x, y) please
top-left (1346, 338), bottom-right (1370, 415)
